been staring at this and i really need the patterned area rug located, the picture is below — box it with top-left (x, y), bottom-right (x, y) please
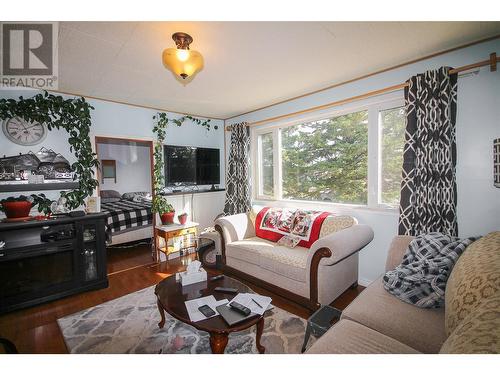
top-left (57, 285), bottom-right (314, 354)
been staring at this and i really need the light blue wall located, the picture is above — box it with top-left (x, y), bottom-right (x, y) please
top-left (0, 89), bottom-right (225, 202)
top-left (227, 38), bottom-right (500, 284)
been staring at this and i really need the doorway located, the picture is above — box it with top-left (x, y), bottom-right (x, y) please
top-left (95, 136), bottom-right (156, 274)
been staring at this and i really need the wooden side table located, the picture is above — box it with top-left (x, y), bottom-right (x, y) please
top-left (155, 221), bottom-right (199, 262)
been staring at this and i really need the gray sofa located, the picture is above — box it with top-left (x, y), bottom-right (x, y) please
top-left (306, 232), bottom-right (500, 354)
top-left (214, 210), bottom-right (374, 310)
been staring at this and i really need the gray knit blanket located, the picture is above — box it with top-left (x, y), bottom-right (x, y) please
top-left (383, 232), bottom-right (478, 308)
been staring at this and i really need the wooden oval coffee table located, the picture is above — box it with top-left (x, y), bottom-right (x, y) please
top-left (154, 275), bottom-right (266, 354)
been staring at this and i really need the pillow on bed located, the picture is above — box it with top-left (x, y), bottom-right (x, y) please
top-left (100, 190), bottom-right (121, 199)
top-left (122, 191), bottom-right (151, 201)
top-left (101, 197), bottom-right (121, 203)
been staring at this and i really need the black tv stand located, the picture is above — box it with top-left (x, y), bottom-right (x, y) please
top-left (0, 213), bottom-right (108, 314)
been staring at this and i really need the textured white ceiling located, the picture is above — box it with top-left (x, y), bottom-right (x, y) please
top-left (58, 21), bottom-right (500, 119)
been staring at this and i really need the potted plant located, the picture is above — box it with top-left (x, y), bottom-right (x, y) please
top-left (30, 194), bottom-right (54, 219)
top-left (152, 195), bottom-right (175, 225)
top-left (178, 212), bottom-right (188, 225)
top-left (0, 195), bottom-right (33, 219)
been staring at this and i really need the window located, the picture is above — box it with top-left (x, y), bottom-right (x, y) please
top-left (380, 107), bottom-right (405, 206)
top-left (258, 132), bottom-right (274, 197)
top-left (281, 110), bottom-right (368, 204)
top-left (253, 97), bottom-right (405, 209)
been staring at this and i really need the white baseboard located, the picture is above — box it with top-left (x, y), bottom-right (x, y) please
top-left (358, 277), bottom-right (373, 287)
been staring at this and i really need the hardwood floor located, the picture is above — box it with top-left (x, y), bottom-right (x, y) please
top-left (106, 241), bottom-right (156, 274)
top-left (0, 245), bottom-right (363, 353)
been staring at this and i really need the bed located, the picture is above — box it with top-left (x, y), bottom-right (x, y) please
top-left (100, 190), bottom-right (154, 246)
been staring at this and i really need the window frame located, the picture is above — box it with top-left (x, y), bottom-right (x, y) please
top-left (254, 130), bottom-right (276, 199)
top-left (252, 94), bottom-right (404, 211)
top-left (377, 104), bottom-right (407, 209)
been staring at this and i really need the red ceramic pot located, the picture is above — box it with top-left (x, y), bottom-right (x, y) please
top-left (178, 213), bottom-right (188, 225)
top-left (160, 211), bottom-right (175, 225)
top-left (2, 200), bottom-right (32, 219)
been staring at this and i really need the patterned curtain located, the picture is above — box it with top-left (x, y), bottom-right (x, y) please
top-left (223, 122), bottom-right (251, 215)
top-left (398, 67), bottom-right (458, 236)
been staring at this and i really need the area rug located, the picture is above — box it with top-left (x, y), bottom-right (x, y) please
top-left (57, 285), bottom-right (314, 354)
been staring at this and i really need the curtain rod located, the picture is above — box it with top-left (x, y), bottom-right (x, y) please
top-left (225, 53), bottom-right (498, 131)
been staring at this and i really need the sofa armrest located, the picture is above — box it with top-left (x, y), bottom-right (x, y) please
top-left (214, 213), bottom-right (255, 244)
top-left (308, 224), bottom-right (374, 267)
top-left (384, 235), bottom-right (414, 271)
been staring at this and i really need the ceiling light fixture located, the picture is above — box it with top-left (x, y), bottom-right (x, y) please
top-left (162, 32), bottom-right (203, 82)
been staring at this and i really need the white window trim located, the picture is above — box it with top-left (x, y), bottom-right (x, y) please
top-left (253, 129), bottom-right (274, 200)
top-left (373, 99), bottom-right (406, 209)
top-left (251, 92), bottom-right (404, 212)
top-left (273, 127), bottom-right (282, 200)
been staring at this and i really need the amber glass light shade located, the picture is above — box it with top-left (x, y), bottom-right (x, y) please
top-left (162, 48), bottom-right (204, 80)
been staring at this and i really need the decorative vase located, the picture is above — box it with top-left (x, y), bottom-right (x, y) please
top-left (178, 213), bottom-right (188, 225)
top-left (2, 201), bottom-right (32, 219)
top-left (160, 211), bottom-right (175, 225)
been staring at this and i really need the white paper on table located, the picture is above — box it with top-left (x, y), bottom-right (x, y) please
top-left (185, 296), bottom-right (229, 322)
top-left (227, 293), bottom-right (272, 315)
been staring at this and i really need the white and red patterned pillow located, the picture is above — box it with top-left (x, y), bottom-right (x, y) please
top-left (276, 208), bottom-right (296, 233)
top-left (259, 207), bottom-right (295, 233)
top-left (255, 207), bottom-right (330, 248)
top-left (291, 210), bottom-right (322, 238)
top-left (277, 235), bottom-right (301, 248)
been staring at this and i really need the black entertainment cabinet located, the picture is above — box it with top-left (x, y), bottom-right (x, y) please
top-left (0, 213), bottom-right (108, 314)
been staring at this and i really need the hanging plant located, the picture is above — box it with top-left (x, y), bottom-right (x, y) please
top-left (0, 91), bottom-right (98, 210)
top-left (151, 112), bottom-right (215, 214)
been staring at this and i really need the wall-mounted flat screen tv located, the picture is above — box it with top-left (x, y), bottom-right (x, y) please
top-left (164, 145), bottom-right (220, 186)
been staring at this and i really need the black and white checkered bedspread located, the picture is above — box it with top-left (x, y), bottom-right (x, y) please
top-left (101, 199), bottom-right (153, 234)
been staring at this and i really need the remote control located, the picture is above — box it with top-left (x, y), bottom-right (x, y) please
top-left (229, 301), bottom-right (251, 316)
top-left (214, 287), bottom-right (238, 294)
top-left (69, 210), bottom-right (85, 217)
top-left (210, 275), bottom-right (224, 281)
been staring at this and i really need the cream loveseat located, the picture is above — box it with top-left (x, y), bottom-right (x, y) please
top-left (306, 231), bottom-right (500, 354)
top-left (214, 208), bottom-right (374, 310)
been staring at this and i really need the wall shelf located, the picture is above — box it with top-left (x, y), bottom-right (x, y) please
top-left (0, 181), bottom-right (79, 193)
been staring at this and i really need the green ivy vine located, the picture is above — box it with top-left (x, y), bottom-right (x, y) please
top-left (0, 91), bottom-right (98, 210)
top-left (151, 112), bottom-right (216, 214)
